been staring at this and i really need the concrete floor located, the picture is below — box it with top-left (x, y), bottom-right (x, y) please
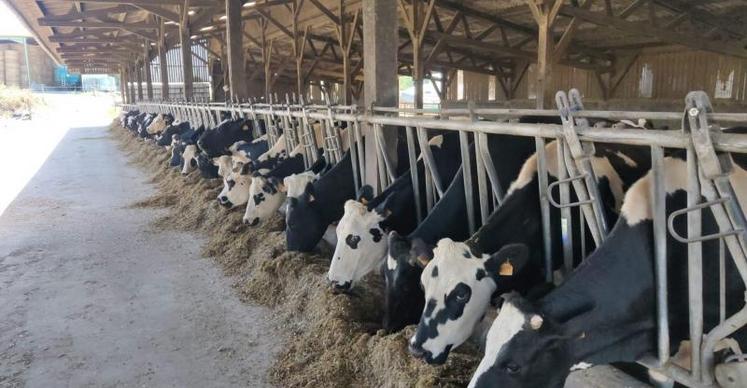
top-left (0, 96), bottom-right (280, 387)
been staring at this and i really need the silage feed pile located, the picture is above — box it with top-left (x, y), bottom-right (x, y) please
top-left (110, 121), bottom-right (479, 387)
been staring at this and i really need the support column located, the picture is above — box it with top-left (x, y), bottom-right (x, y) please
top-left (136, 62), bottom-right (143, 101)
top-left (526, 0), bottom-right (561, 109)
top-left (128, 65), bottom-right (136, 104)
top-left (401, 0), bottom-right (435, 109)
top-left (292, 2), bottom-right (307, 98)
top-left (120, 68), bottom-right (128, 103)
top-left (226, 0), bottom-right (248, 99)
top-left (180, 2), bottom-right (194, 100)
top-left (260, 18), bottom-right (272, 100)
top-left (363, 0), bottom-right (399, 188)
top-left (158, 18), bottom-right (170, 100)
top-left (144, 40), bottom-right (153, 101)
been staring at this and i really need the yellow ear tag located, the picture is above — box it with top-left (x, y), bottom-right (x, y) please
top-left (499, 259), bottom-right (514, 276)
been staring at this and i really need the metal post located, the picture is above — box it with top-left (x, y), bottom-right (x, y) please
top-left (650, 144), bottom-right (670, 366)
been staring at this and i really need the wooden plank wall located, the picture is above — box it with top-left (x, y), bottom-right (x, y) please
top-left (446, 48), bottom-right (747, 108)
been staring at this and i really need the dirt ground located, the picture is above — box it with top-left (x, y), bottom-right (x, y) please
top-left (0, 102), bottom-right (281, 387)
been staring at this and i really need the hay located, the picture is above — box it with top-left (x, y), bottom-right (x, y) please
top-left (109, 120), bottom-right (479, 387)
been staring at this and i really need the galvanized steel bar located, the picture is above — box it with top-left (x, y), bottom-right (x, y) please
top-left (406, 126), bottom-right (423, 223)
top-left (650, 144), bottom-right (670, 367)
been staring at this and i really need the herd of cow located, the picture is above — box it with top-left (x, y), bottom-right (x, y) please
top-left (120, 108), bottom-right (747, 388)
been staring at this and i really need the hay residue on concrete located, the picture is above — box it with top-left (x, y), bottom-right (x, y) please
top-left (109, 120), bottom-right (479, 387)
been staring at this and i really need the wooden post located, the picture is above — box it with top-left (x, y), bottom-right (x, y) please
top-left (120, 68), bottom-right (128, 103)
top-left (128, 64), bottom-right (136, 103)
top-left (363, 0), bottom-right (399, 188)
top-left (136, 61), bottom-right (144, 101)
top-left (226, 0), bottom-right (248, 99)
top-left (158, 18), bottom-right (170, 100)
top-left (400, 0), bottom-right (435, 109)
top-left (180, 1), bottom-right (194, 100)
top-left (526, 0), bottom-right (562, 109)
top-left (260, 18), bottom-right (272, 100)
top-left (292, 2), bottom-right (307, 99)
top-left (143, 40), bottom-right (153, 101)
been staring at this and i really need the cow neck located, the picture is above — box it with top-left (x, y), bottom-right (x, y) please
top-left (540, 218), bottom-right (657, 366)
top-left (409, 169), bottom-right (470, 244)
top-left (315, 152), bottom-right (354, 224)
top-left (465, 176), bottom-right (541, 257)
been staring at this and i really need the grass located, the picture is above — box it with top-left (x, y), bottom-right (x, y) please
top-left (0, 86), bottom-right (43, 117)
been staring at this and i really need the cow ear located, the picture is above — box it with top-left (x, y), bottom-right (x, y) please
top-left (267, 176), bottom-right (282, 190)
top-left (411, 238), bottom-right (434, 268)
top-left (485, 243), bottom-right (529, 279)
top-left (356, 185), bottom-right (374, 205)
top-left (374, 191), bottom-right (396, 218)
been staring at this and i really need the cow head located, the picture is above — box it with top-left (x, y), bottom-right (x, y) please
top-left (408, 239), bottom-right (529, 364)
top-left (217, 163), bottom-right (253, 208)
top-left (327, 187), bottom-right (393, 292)
top-left (242, 174), bottom-right (285, 226)
top-left (197, 119), bottom-right (252, 158)
top-left (146, 113), bottom-right (171, 135)
top-left (213, 155), bottom-right (235, 178)
top-left (197, 153), bottom-right (220, 179)
top-left (468, 293), bottom-right (572, 388)
top-left (181, 145), bottom-right (199, 175)
top-left (285, 182), bottom-right (326, 252)
top-left (382, 232), bottom-right (428, 333)
top-left (170, 141), bottom-right (186, 168)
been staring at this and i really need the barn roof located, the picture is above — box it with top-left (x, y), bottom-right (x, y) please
top-left (5, 0), bottom-right (747, 78)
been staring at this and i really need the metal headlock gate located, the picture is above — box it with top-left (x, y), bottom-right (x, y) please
top-left (122, 89), bottom-right (747, 388)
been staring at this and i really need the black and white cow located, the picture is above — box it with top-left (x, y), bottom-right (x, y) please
top-left (468, 141), bottom-right (747, 388)
top-left (326, 134), bottom-right (462, 293)
top-left (156, 121), bottom-right (191, 147)
top-left (242, 152), bottom-right (328, 226)
top-left (145, 113), bottom-right (175, 137)
top-left (285, 151), bottom-right (356, 252)
top-left (197, 118), bottom-right (257, 158)
top-left (384, 132), bottom-right (537, 333)
top-left (230, 136), bottom-right (270, 164)
top-left (407, 139), bottom-right (652, 365)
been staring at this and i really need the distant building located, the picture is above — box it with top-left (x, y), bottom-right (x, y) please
top-left (0, 36), bottom-right (55, 88)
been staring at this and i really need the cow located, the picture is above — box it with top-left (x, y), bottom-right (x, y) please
top-left (406, 137), bottom-right (652, 365)
top-left (156, 121), bottom-right (191, 147)
top-left (383, 132), bottom-right (538, 333)
top-left (230, 136), bottom-right (270, 164)
top-left (467, 142), bottom-right (747, 388)
top-left (170, 141), bottom-right (186, 168)
top-left (197, 118), bottom-right (257, 158)
top-left (137, 113), bottom-right (158, 138)
top-left (213, 155), bottom-right (235, 178)
top-left (181, 145), bottom-right (200, 175)
top-left (285, 151), bottom-right (356, 252)
top-left (196, 153), bottom-right (221, 179)
top-left (242, 153), bottom-right (328, 226)
top-left (326, 134), bottom-right (462, 293)
top-left (145, 113), bottom-right (175, 136)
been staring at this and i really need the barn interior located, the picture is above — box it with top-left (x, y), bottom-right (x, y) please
top-left (6, 1), bottom-right (747, 388)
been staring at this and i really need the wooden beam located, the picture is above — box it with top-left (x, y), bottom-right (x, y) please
top-left (307, 0), bottom-right (340, 25)
top-left (75, 0), bottom-right (219, 7)
top-left (158, 17), bottom-right (170, 99)
top-left (559, 5), bottom-right (747, 59)
top-left (134, 4), bottom-right (181, 23)
top-left (38, 20), bottom-right (160, 29)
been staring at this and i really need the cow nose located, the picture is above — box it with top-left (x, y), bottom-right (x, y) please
top-left (330, 280), bottom-right (351, 293)
top-left (243, 217), bottom-right (259, 226)
top-left (408, 342), bottom-right (426, 359)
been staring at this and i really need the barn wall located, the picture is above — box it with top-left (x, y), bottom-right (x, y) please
top-left (0, 41), bottom-right (55, 88)
top-left (445, 47), bottom-right (747, 110)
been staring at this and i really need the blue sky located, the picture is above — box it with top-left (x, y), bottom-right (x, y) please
top-left (0, 1), bottom-right (31, 37)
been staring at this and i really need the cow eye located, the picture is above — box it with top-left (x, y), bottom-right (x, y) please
top-left (504, 362), bottom-right (521, 374)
